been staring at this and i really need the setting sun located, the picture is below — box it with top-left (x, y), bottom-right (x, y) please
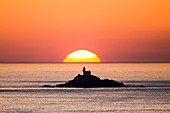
top-left (64, 50), bottom-right (101, 62)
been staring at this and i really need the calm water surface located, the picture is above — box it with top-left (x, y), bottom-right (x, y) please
top-left (0, 63), bottom-right (170, 112)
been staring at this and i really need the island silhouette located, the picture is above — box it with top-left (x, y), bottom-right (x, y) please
top-left (43, 67), bottom-right (126, 88)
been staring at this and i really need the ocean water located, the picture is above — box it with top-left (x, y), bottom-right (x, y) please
top-left (0, 63), bottom-right (170, 113)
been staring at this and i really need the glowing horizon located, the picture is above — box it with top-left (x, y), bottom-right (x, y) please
top-left (64, 50), bottom-right (101, 62)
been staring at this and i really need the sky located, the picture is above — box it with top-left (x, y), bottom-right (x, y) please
top-left (0, 0), bottom-right (170, 62)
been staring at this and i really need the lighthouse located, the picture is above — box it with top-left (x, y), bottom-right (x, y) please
top-left (82, 67), bottom-right (91, 76)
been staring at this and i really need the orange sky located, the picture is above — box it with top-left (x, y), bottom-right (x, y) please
top-left (0, 0), bottom-right (170, 62)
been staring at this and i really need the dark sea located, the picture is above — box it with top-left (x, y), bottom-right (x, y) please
top-left (0, 63), bottom-right (170, 113)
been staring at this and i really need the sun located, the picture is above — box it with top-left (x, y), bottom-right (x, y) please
top-left (64, 50), bottom-right (101, 62)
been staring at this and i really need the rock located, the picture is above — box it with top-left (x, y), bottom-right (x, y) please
top-left (43, 67), bottom-right (126, 88)
top-left (56, 74), bottom-right (126, 88)
top-left (42, 85), bottom-right (55, 88)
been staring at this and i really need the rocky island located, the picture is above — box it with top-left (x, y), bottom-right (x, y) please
top-left (43, 67), bottom-right (126, 88)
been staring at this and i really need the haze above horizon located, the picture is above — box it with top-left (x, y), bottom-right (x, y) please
top-left (0, 0), bottom-right (170, 62)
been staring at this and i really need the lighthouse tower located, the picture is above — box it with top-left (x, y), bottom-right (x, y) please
top-left (82, 67), bottom-right (91, 76)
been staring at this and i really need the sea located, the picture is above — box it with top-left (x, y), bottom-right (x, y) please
top-left (0, 63), bottom-right (169, 113)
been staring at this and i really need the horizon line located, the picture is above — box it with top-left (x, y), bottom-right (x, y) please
top-left (0, 61), bottom-right (170, 64)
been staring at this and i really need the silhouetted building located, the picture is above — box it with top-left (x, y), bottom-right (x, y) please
top-left (44, 67), bottom-right (126, 88)
top-left (82, 67), bottom-right (91, 76)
